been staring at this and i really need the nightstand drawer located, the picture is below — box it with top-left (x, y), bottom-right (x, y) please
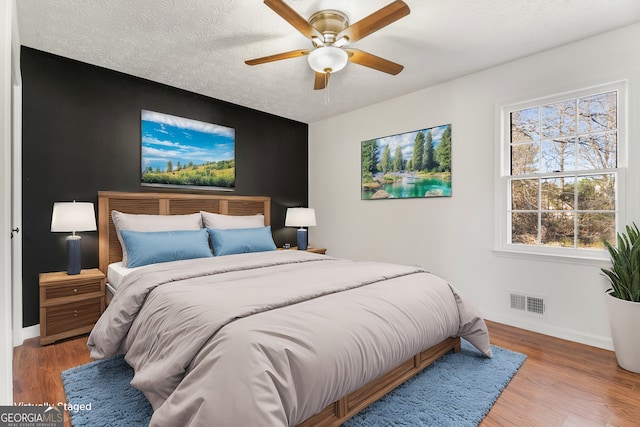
top-left (45, 298), bottom-right (102, 336)
top-left (45, 282), bottom-right (102, 300)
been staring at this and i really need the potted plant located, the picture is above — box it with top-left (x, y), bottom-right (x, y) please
top-left (601, 223), bottom-right (640, 373)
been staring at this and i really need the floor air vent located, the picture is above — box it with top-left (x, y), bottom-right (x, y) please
top-left (509, 292), bottom-right (545, 316)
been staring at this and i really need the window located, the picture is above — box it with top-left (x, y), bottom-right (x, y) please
top-left (499, 82), bottom-right (626, 259)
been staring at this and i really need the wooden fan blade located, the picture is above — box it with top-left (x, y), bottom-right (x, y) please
top-left (346, 49), bottom-right (404, 75)
top-left (337, 0), bottom-right (410, 44)
top-left (245, 49), bottom-right (311, 65)
top-left (314, 72), bottom-right (328, 90)
top-left (264, 0), bottom-right (322, 40)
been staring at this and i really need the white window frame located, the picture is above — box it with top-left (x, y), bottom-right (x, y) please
top-left (495, 80), bottom-right (627, 263)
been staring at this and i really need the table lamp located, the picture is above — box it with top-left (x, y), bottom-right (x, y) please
top-left (51, 201), bottom-right (97, 275)
top-left (285, 208), bottom-right (316, 251)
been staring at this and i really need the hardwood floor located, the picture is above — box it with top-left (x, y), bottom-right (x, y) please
top-left (12, 336), bottom-right (91, 427)
top-left (481, 321), bottom-right (639, 427)
top-left (12, 320), bottom-right (640, 427)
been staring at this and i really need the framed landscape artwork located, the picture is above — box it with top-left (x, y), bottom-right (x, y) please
top-left (141, 110), bottom-right (235, 191)
top-left (361, 124), bottom-right (452, 199)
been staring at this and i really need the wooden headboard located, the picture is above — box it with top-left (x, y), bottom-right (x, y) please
top-left (98, 191), bottom-right (271, 274)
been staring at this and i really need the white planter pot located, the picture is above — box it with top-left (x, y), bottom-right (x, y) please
top-left (606, 292), bottom-right (640, 373)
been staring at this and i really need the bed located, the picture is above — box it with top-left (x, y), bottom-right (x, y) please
top-left (87, 191), bottom-right (492, 427)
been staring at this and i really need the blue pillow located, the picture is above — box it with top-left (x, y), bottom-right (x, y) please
top-left (207, 226), bottom-right (277, 256)
top-left (120, 229), bottom-right (212, 268)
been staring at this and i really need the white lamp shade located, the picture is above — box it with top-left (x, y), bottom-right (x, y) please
top-left (51, 202), bottom-right (97, 233)
top-left (308, 47), bottom-right (348, 73)
top-left (285, 208), bottom-right (316, 228)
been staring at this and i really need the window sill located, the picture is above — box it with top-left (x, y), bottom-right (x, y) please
top-left (492, 247), bottom-right (611, 267)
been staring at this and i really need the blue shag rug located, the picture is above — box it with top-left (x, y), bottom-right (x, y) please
top-left (61, 339), bottom-right (525, 427)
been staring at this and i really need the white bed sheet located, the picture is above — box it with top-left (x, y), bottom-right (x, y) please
top-left (107, 262), bottom-right (141, 292)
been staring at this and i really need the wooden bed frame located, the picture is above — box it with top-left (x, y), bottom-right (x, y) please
top-left (97, 190), bottom-right (460, 426)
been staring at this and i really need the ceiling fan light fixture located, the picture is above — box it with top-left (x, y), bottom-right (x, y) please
top-left (308, 46), bottom-right (348, 74)
top-left (248, 0), bottom-right (410, 89)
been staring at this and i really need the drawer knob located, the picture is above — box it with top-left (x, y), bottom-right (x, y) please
top-left (73, 310), bottom-right (78, 317)
top-left (73, 288), bottom-right (78, 293)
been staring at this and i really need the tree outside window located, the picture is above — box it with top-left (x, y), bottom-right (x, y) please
top-left (506, 87), bottom-right (622, 252)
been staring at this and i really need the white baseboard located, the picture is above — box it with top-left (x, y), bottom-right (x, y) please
top-left (482, 310), bottom-right (614, 351)
top-left (13, 324), bottom-right (39, 347)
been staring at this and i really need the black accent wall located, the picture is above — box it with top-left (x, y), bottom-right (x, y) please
top-left (21, 47), bottom-right (308, 328)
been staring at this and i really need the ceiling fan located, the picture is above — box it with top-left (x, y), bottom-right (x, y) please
top-left (245, 0), bottom-right (410, 90)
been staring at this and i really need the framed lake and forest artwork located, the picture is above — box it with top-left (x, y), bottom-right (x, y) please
top-left (361, 124), bottom-right (452, 199)
top-left (141, 110), bottom-right (235, 191)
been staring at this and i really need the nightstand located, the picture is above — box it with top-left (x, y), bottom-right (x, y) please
top-left (39, 268), bottom-right (106, 345)
top-left (281, 247), bottom-right (327, 254)
top-left (304, 247), bottom-right (327, 254)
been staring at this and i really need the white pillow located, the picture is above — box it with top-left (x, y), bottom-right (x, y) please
top-left (112, 210), bottom-right (203, 267)
top-left (200, 211), bottom-right (265, 229)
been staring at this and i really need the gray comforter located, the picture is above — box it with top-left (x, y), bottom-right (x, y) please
top-left (87, 250), bottom-right (492, 426)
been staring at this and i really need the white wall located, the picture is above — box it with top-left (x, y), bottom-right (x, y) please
top-left (309, 23), bottom-right (640, 350)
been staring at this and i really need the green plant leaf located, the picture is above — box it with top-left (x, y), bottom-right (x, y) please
top-left (602, 222), bottom-right (640, 302)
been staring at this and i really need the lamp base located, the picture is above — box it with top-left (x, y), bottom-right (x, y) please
top-left (67, 235), bottom-right (82, 275)
top-left (296, 228), bottom-right (308, 251)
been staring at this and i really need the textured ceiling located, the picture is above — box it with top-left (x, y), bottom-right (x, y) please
top-left (16, 0), bottom-right (640, 124)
